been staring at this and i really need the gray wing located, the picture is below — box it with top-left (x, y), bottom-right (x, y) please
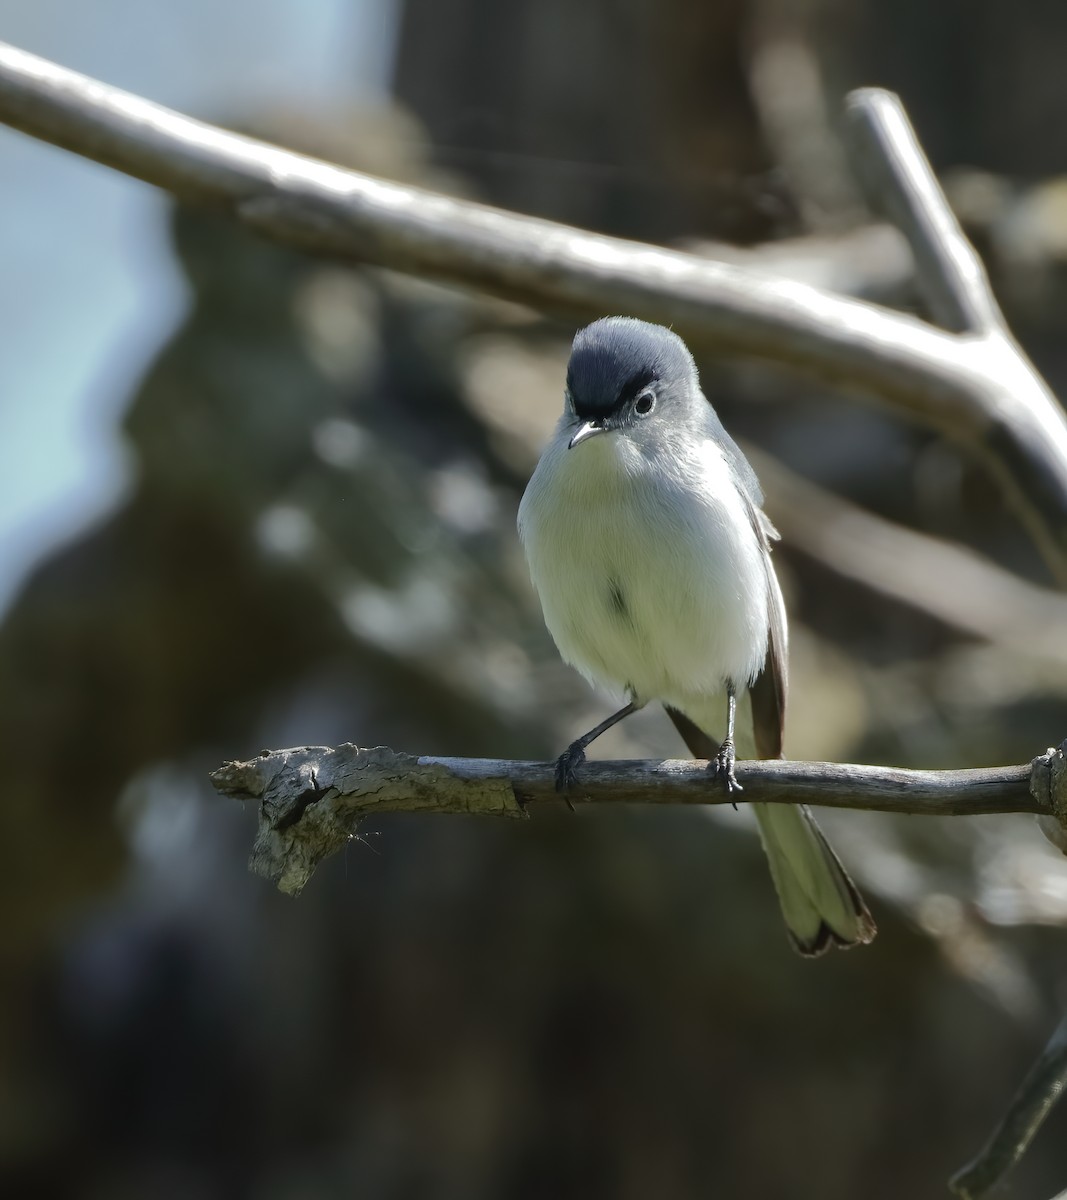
top-left (700, 392), bottom-right (786, 754)
top-left (746, 501), bottom-right (788, 760)
top-left (699, 394), bottom-right (766, 511)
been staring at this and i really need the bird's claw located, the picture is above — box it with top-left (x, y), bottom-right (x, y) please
top-left (554, 742), bottom-right (585, 807)
top-left (711, 739), bottom-right (743, 797)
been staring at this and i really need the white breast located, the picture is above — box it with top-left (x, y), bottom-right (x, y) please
top-left (518, 426), bottom-right (770, 710)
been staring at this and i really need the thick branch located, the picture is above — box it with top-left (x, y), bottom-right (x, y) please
top-left (209, 743), bottom-right (1060, 896)
top-left (0, 40), bottom-right (948, 394)
top-left (2, 44), bottom-right (1067, 575)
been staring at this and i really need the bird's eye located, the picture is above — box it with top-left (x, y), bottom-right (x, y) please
top-left (634, 390), bottom-right (655, 415)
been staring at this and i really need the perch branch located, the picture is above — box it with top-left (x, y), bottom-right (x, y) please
top-left (209, 742), bottom-right (1067, 897)
top-left (2, 45), bottom-right (1067, 575)
top-left (950, 1015), bottom-right (1067, 1200)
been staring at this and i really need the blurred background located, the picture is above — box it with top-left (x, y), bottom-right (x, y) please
top-left (3, 0), bottom-right (1067, 1196)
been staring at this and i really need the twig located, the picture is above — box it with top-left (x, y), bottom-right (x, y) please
top-left (209, 743), bottom-right (1062, 896)
top-left (950, 1015), bottom-right (1067, 1199)
top-left (2, 45), bottom-right (1067, 576)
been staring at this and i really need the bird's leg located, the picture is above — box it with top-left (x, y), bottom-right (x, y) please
top-left (712, 684), bottom-right (743, 795)
top-left (555, 701), bottom-right (638, 794)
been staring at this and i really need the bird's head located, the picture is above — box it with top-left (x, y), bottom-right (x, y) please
top-left (563, 317), bottom-right (701, 450)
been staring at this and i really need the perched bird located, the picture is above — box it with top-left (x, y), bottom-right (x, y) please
top-left (518, 316), bottom-right (875, 955)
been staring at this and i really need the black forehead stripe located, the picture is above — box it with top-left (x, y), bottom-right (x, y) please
top-left (566, 363), bottom-right (656, 396)
top-left (567, 361), bottom-right (658, 417)
top-left (617, 367), bottom-right (657, 404)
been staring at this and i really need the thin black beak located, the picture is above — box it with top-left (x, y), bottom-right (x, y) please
top-left (568, 420), bottom-right (607, 449)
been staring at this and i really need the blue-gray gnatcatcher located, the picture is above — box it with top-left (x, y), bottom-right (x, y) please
top-left (518, 316), bottom-right (875, 955)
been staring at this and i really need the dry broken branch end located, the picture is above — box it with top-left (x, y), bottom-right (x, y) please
top-left (212, 743), bottom-right (527, 895)
top-left (1032, 741), bottom-right (1067, 856)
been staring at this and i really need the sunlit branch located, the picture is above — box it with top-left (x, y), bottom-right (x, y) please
top-left (2, 43), bottom-right (1067, 576)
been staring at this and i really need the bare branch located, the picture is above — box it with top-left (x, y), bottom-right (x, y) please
top-left (950, 1015), bottom-right (1067, 1200)
top-left (209, 743), bottom-right (1060, 896)
top-left (3, 42), bottom-right (1067, 576)
top-left (840, 89), bottom-right (1067, 583)
top-left (0, 40), bottom-right (945, 391)
top-left (845, 89), bottom-right (1002, 335)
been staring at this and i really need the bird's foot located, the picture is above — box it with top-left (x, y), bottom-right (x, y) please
top-left (711, 739), bottom-right (743, 797)
top-left (554, 741), bottom-right (586, 807)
